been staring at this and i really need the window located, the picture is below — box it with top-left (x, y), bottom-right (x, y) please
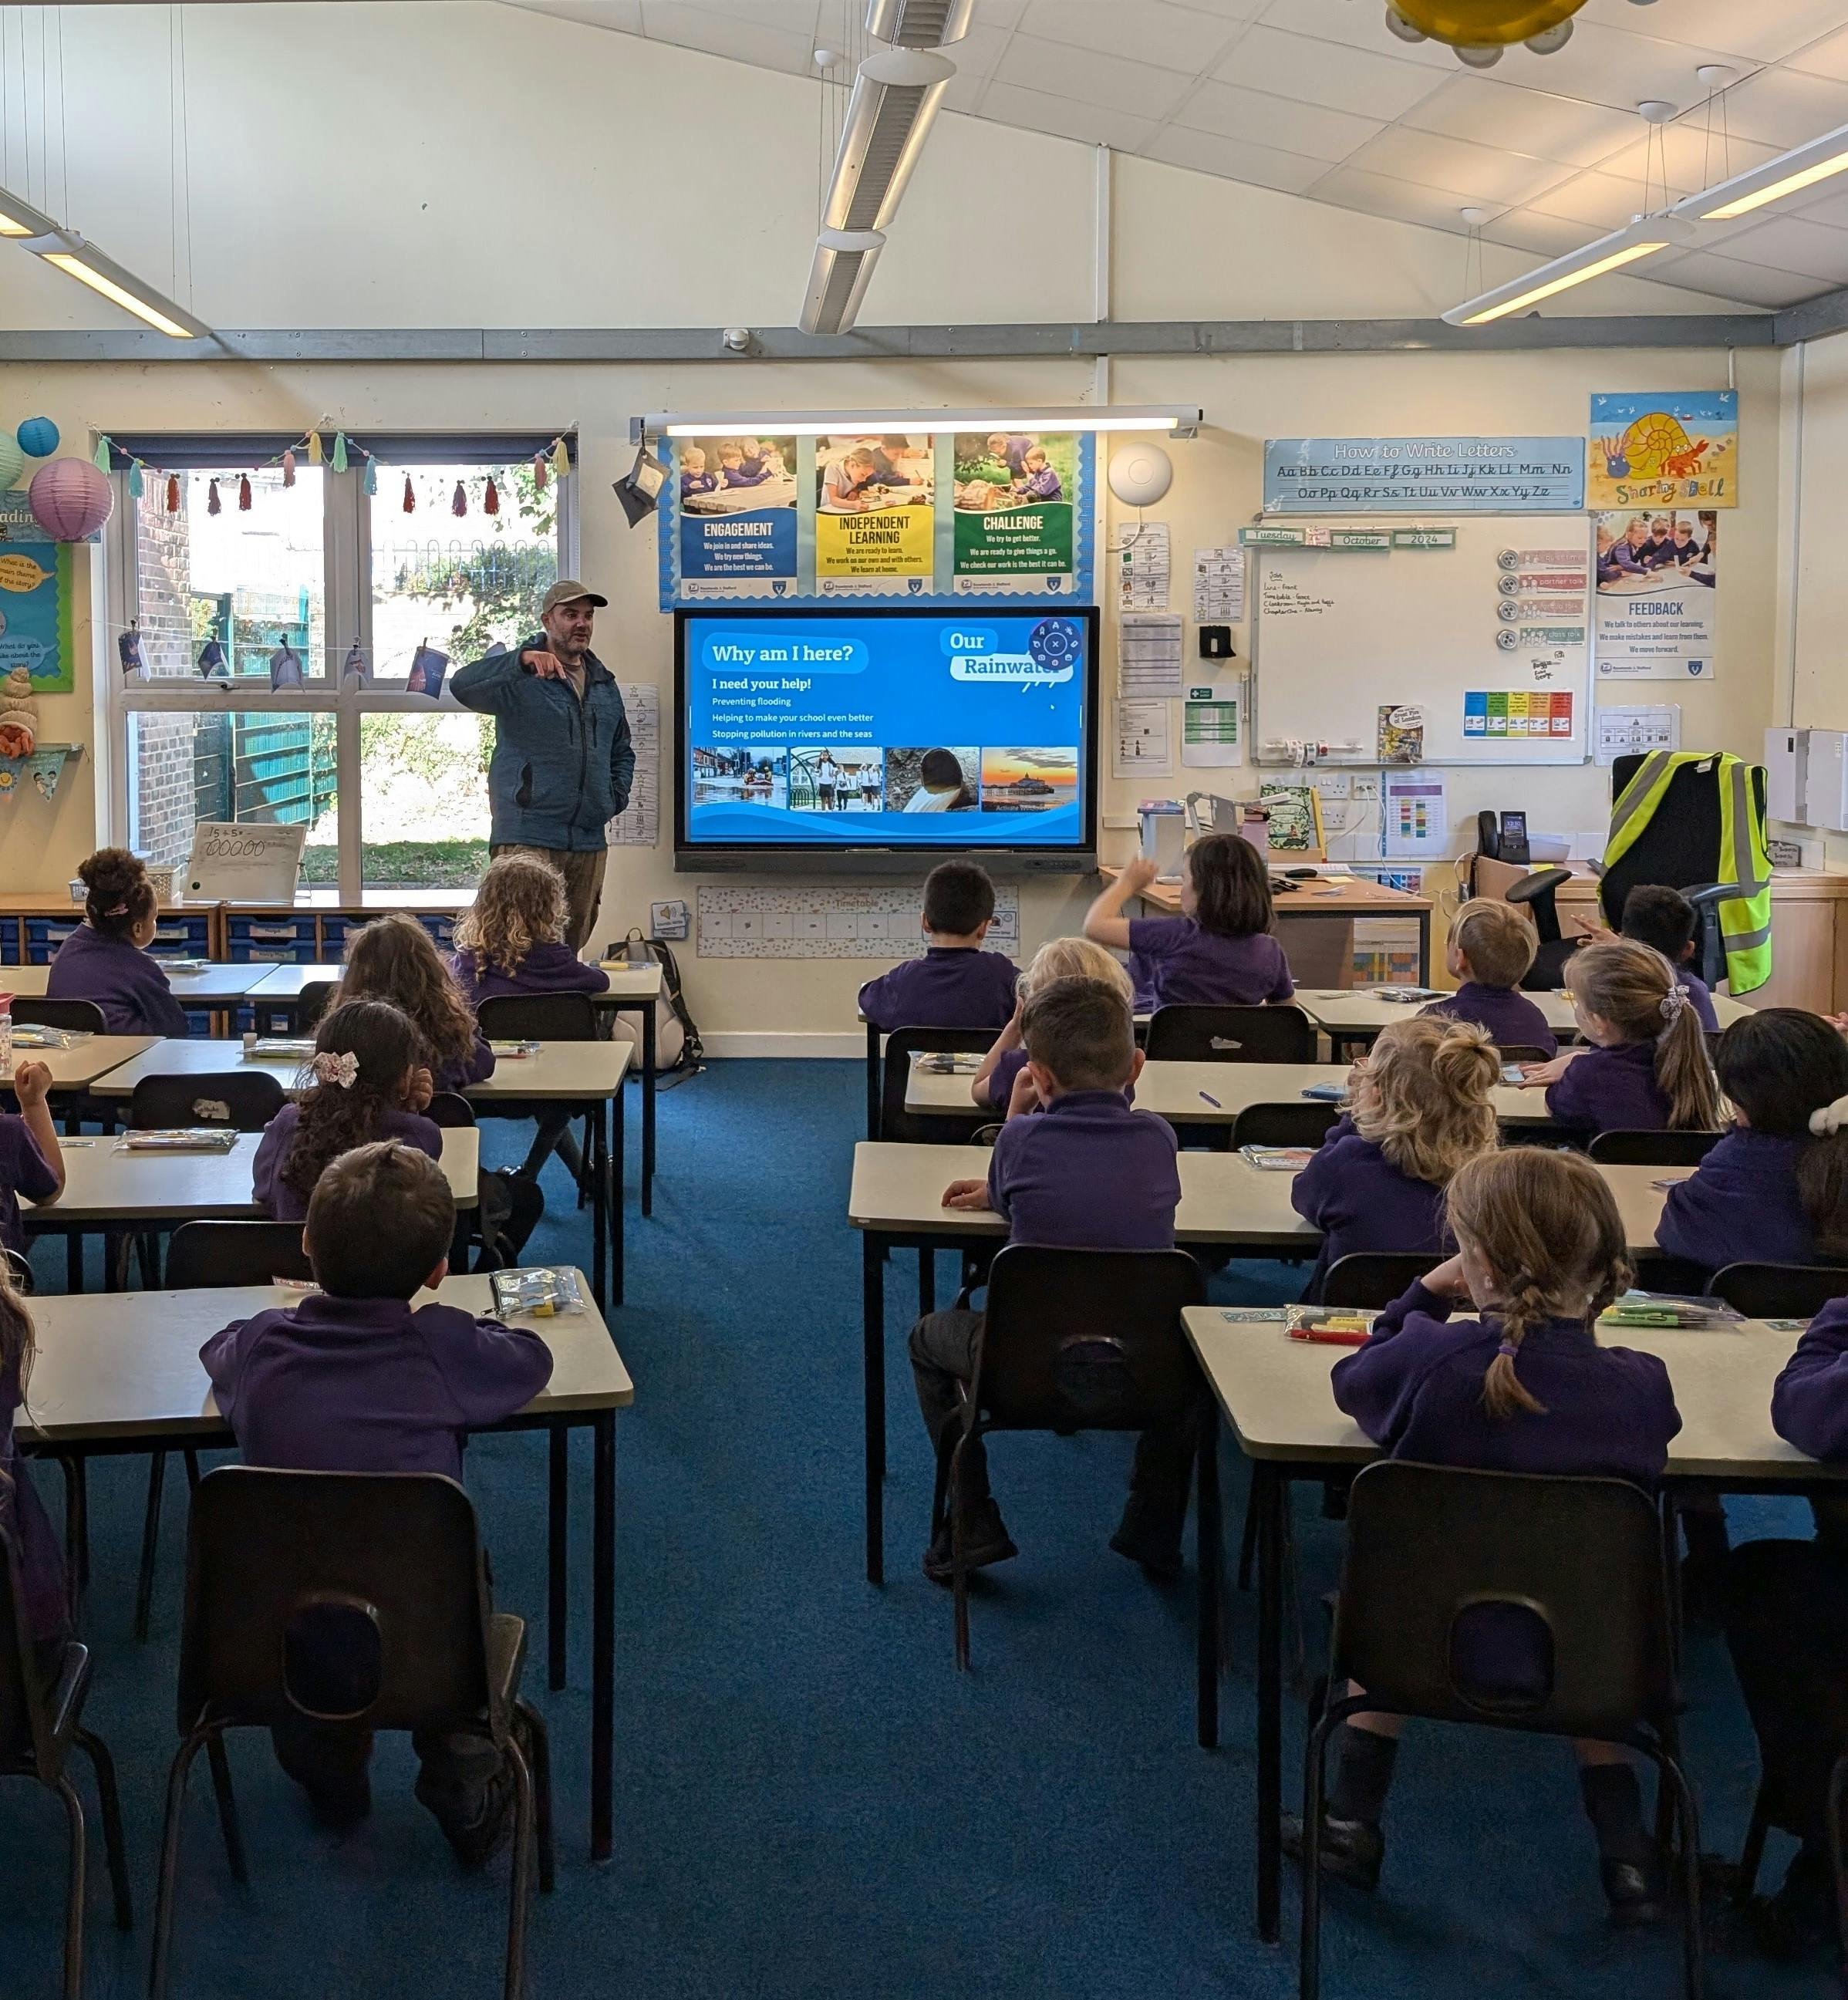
top-left (106, 438), bottom-right (572, 895)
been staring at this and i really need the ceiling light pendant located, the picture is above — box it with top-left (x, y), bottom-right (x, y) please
top-left (1384, 1), bottom-right (1590, 62)
top-left (1442, 215), bottom-right (1688, 325)
top-left (1670, 117), bottom-right (1848, 222)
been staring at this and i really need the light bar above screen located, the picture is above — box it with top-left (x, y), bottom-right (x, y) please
top-left (675, 605), bottom-right (1098, 874)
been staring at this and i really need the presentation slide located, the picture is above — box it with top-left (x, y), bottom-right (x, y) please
top-left (680, 609), bottom-right (1094, 850)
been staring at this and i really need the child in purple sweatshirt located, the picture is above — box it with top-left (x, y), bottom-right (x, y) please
top-left (336, 912), bottom-right (494, 1094)
top-left (1418, 898), bottom-right (1555, 1056)
top-left (858, 860), bottom-right (1018, 1036)
top-left (46, 847), bottom-right (189, 1037)
top-left (450, 852), bottom-right (611, 1010)
top-left (1288, 1148), bottom-right (1682, 1926)
top-left (202, 1138), bottom-right (553, 1860)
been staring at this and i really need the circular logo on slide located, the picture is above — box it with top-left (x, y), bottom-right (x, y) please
top-left (1028, 616), bottom-right (1084, 673)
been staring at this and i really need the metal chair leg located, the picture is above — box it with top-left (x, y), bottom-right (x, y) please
top-left (516, 1699), bottom-right (555, 1896)
top-left (1734, 1785), bottom-right (1770, 1906)
top-left (503, 1737), bottom-right (536, 2000)
top-left (1826, 1755), bottom-right (1848, 1979)
top-left (206, 1734), bottom-right (247, 1884)
top-left (148, 1731), bottom-right (206, 2000)
top-left (949, 1432), bottom-right (972, 1671)
top-left (74, 1726), bottom-right (134, 1931)
top-left (1299, 1706), bottom-right (1344, 2000)
top-left (135, 1453), bottom-right (168, 1642)
top-left (1236, 1483), bottom-right (1258, 1592)
top-left (1196, 1400), bottom-right (1222, 1751)
top-left (53, 1773), bottom-right (86, 2000)
top-left (1639, 1738), bottom-right (1705, 2000)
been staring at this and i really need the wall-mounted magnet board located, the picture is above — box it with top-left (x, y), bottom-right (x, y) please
top-left (1250, 516), bottom-right (1591, 766)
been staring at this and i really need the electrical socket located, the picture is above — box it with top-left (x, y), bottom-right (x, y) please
top-left (1352, 777), bottom-right (1381, 802)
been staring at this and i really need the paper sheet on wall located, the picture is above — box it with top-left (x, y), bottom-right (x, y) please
top-left (1118, 611), bottom-right (1183, 695)
top-left (695, 884), bottom-right (1018, 959)
top-left (606, 682), bottom-right (660, 847)
top-left (1115, 522), bottom-right (1171, 609)
top-left (1113, 697), bottom-right (1172, 778)
top-left (1594, 703), bottom-right (1680, 767)
top-left (1383, 771), bottom-right (1448, 859)
top-left (1182, 684), bottom-right (1243, 767)
top-left (1192, 545), bottom-right (1245, 624)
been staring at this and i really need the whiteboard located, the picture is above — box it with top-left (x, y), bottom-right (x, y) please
top-left (1251, 516), bottom-right (1592, 766)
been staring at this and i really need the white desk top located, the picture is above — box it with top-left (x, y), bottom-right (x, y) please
top-left (247, 961), bottom-right (662, 1007)
top-left (87, 1038), bottom-right (307, 1097)
top-left (594, 962), bottom-right (665, 1003)
top-left (2, 962), bottom-right (267, 1004)
top-left (1294, 987), bottom-right (1752, 1037)
top-left (848, 1142), bottom-right (1684, 1255)
top-left (17, 1270), bottom-right (630, 1447)
top-left (26, 1127), bottom-right (479, 1224)
top-left (902, 1056), bottom-right (1549, 1126)
top-left (1184, 1306), bottom-right (1847, 1484)
top-left (4, 1033), bottom-right (160, 1092)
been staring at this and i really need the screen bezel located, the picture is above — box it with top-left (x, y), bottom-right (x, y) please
top-left (673, 604), bottom-right (1100, 874)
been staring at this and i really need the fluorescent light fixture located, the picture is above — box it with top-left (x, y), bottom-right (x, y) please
top-left (1442, 218), bottom-right (1685, 326)
top-left (0, 185), bottom-right (53, 238)
top-left (644, 406), bottom-right (1200, 440)
top-left (865, 0), bottom-right (974, 46)
top-left (1671, 119), bottom-right (1848, 221)
top-left (21, 228), bottom-right (211, 339)
top-left (799, 228), bottom-right (885, 337)
top-left (823, 47), bottom-right (956, 234)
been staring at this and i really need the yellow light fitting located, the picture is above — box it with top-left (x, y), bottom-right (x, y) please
top-left (23, 229), bottom-right (211, 340)
top-left (1446, 237), bottom-right (1669, 326)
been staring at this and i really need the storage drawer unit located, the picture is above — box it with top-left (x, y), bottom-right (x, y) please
top-left (225, 913), bottom-right (320, 963)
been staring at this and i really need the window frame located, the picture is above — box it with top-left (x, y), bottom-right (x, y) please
top-left (103, 435), bottom-right (578, 900)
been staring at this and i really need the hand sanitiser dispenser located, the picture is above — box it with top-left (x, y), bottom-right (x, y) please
top-left (1138, 801), bottom-right (1187, 880)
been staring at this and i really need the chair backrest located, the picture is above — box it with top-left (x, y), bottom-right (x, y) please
top-left (130, 1070), bottom-right (286, 1134)
top-left (295, 980), bottom-right (337, 1034)
top-left (12, 997), bottom-right (106, 1034)
top-left (0, 1524), bottom-right (59, 1775)
top-left (1334, 1461), bottom-right (1678, 1739)
top-left (1501, 865), bottom-right (1573, 946)
top-left (1230, 1101), bottom-right (1339, 1151)
top-left (1146, 1005), bottom-right (1315, 1064)
top-left (1710, 1261), bottom-right (1848, 1320)
top-left (177, 1467), bottom-right (496, 1735)
top-left (165, 1220), bottom-right (314, 1290)
top-left (1321, 1253), bottom-right (1436, 1309)
top-left (427, 1091), bottom-right (477, 1129)
top-left (1587, 1128), bottom-right (1722, 1167)
top-left (879, 1026), bottom-right (1000, 1145)
top-left (1493, 1044), bottom-right (1552, 1066)
top-left (972, 1244), bottom-right (1206, 1434)
top-left (477, 991), bottom-right (598, 1044)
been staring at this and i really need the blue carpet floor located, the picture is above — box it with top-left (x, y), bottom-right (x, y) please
top-left (0, 1059), bottom-right (1836, 1998)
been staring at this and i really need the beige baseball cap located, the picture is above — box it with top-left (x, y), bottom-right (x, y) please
top-left (541, 579), bottom-right (609, 615)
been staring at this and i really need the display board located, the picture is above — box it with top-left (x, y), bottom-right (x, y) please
top-left (1249, 516), bottom-right (1591, 767)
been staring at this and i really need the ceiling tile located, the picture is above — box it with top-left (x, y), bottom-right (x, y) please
top-left (646, 0), bottom-right (820, 36)
top-left (506, 1), bottom-right (647, 33)
top-left (1488, 21), bottom-right (1762, 115)
top-left (1161, 0), bottom-right (1270, 18)
top-left (1215, 24), bottom-right (1447, 120)
top-left (993, 32), bottom-right (1194, 118)
top-left (1343, 126), bottom-right (1575, 205)
top-left (1647, 246), bottom-right (1826, 307)
top-left (1172, 78), bottom-right (1383, 162)
top-left (1593, 126), bottom-right (1785, 204)
top-left (637, 1), bottom-right (818, 74)
top-left (1478, 207), bottom-right (1614, 257)
top-left (1310, 164), bottom-right (1499, 232)
top-left (948, 21), bottom-right (1014, 75)
top-left (1017, 0), bottom-right (1241, 73)
top-left (1787, 23), bottom-right (1848, 83)
top-left (1141, 125), bottom-right (1330, 194)
top-left (939, 66), bottom-right (989, 113)
top-left (1580, 0), bottom-right (1848, 65)
top-left (1402, 74), bottom-right (1645, 169)
top-left (1711, 214), bottom-right (1848, 282)
top-left (1711, 66), bottom-right (1848, 149)
top-left (1257, 0), bottom-right (1457, 69)
top-left (976, 79), bottom-right (1158, 152)
top-left (966, 0), bottom-right (1027, 24)
top-left (1528, 167), bottom-right (1652, 228)
top-left (1783, 177), bottom-right (1848, 230)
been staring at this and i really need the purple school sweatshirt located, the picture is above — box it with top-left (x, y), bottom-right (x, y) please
top-left (252, 1102), bottom-right (443, 1223)
top-left (1772, 1300), bottom-right (1848, 1462)
top-left (1545, 1040), bottom-right (1670, 1135)
top-left (1127, 916), bottom-right (1294, 1016)
top-left (983, 1044), bottom-right (1135, 1115)
top-left (986, 1088), bottom-right (1179, 1251)
top-left (0, 1112), bottom-right (57, 1256)
top-left (433, 1030), bottom-right (497, 1095)
top-left (201, 1294), bottom-right (554, 1480)
top-left (1290, 1114), bottom-right (1450, 1302)
top-left (45, 922), bottom-right (189, 1037)
top-left (1332, 1279), bottom-right (1681, 1482)
top-left (452, 942), bottom-right (610, 1010)
top-left (1674, 963), bottom-right (1720, 1034)
top-left (1, 1347), bottom-right (65, 1644)
top-left (858, 946), bottom-right (1019, 1035)
top-left (1654, 1128), bottom-right (1813, 1273)
top-left (1420, 982), bottom-right (1556, 1057)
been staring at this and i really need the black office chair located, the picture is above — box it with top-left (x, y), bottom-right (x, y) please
top-left (293, 979), bottom-right (338, 1034)
top-left (130, 1072), bottom-right (285, 1135)
top-left (1300, 1462), bottom-right (1701, 2000)
top-left (150, 1468), bottom-right (552, 2000)
top-left (936, 1246), bottom-right (1220, 1745)
top-left (1147, 1004), bottom-right (1316, 1064)
top-left (1709, 1262), bottom-right (1848, 1320)
top-left (1500, 867), bottom-right (1577, 990)
top-left (165, 1221), bottom-right (313, 1290)
top-left (879, 1026), bottom-right (1001, 1145)
top-left (1320, 1253), bottom-right (1434, 1310)
top-left (0, 1525), bottom-right (132, 1999)
top-left (1587, 1130), bottom-right (1723, 1168)
top-left (1231, 1102), bottom-right (1339, 1151)
top-left (12, 998), bottom-right (106, 1035)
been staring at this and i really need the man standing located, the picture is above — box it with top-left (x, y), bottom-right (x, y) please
top-left (452, 581), bottom-right (633, 952)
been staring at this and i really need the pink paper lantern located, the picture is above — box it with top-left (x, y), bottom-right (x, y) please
top-left (28, 457), bottom-right (113, 541)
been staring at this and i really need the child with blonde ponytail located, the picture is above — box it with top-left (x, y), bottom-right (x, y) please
top-left (972, 937), bottom-right (1134, 1118)
top-left (1285, 1150), bottom-right (1683, 1922)
top-left (1291, 1015), bottom-right (1501, 1301)
top-left (1520, 937), bottom-right (1719, 1136)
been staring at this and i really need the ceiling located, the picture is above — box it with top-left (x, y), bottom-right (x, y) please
top-left (508, 0), bottom-right (1848, 310)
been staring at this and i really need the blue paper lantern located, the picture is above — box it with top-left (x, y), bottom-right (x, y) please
top-left (17, 417), bottom-right (59, 458)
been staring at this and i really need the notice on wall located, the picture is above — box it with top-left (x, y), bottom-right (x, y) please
top-left (1182, 686), bottom-right (1242, 767)
top-left (1463, 690), bottom-right (1575, 740)
top-left (1263, 436), bottom-right (1585, 514)
top-left (1118, 611), bottom-right (1183, 696)
top-left (673, 430), bottom-right (798, 599)
top-left (185, 821), bottom-right (306, 902)
top-left (605, 683), bottom-right (660, 848)
top-left (0, 543), bottom-right (72, 693)
top-left (1590, 391), bottom-right (1737, 510)
top-left (696, 882), bottom-right (1019, 960)
top-left (1593, 508), bottom-right (1719, 680)
top-left (1384, 771), bottom-right (1448, 858)
top-left (1594, 703), bottom-right (1681, 767)
top-left (813, 433), bottom-right (936, 595)
top-left (1113, 697), bottom-right (1172, 778)
top-left (1115, 522), bottom-right (1171, 609)
top-left (1192, 545), bottom-right (1245, 623)
top-left (951, 430), bottom-right (1078, 591)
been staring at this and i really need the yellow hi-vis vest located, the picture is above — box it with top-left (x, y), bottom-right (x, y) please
top-left (1604, 750), bottom-right (1774, 993)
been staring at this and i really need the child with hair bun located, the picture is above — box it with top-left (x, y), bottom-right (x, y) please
top-left (47, 845), bottom-right (188, 1036)
top-left (1287, 1149), bottom-right (1683, 1923)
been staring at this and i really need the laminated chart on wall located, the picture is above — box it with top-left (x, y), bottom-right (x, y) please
top-left (1182, 686), bottom-right (1242, 767)
top-left (1112, 698), bottom-right (1172, 778)
top-left (1115, 522), bottom-right (1171, 610)
top-left (605, 683), bottom-right (660, 848)
top-left (696, 883), bottom-right (1019, 960)
top-left (1462, 690), bottom-right (1575, 741)
top-left (1118, 612), bottom-right (1183, 695)
top-left (1384, 771), bottom-right (1448, 858)
top-left (1192, 545), bottom-right (1245, 623)
top-left (1594, 703), bottom-right (1681, 767)
top-left (0, 543), bottom-right (73, 694)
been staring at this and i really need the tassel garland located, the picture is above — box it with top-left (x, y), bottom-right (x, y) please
top-left (484, 476), bottom-right (499, 517)
top-left (332, 432), bottom-right (349, 474)
top-left (238, 474), bottom-right (252, 511)
top-left (206, 479), bottom-right (221, 516)
top-left (533, 451), bottom-right (547, 493)
top-left (165, 474), bottom-right (180, 513)
top-left (282, 449), bottom-right (296, 488)
top-left (402, 474), bottom-right (416, 514)
top-left (452, 480), bottom-right (467, 518)
top-left (363, 455), bottom-right (377, 497)
top-left (92, 438), bottom-right (111, 472)
top-left (551, 438), bottom-right (571, 484)
top-left (127, 460), bottom-right (144, 501)
top-left (306, 430), bottom-right (323, 465)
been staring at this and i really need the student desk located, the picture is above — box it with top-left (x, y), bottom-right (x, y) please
top-left (4, 1034), bottom-right (160, 1110)
top-left (901, 1057), bottom-right (1551, 1129)
top-left (246, 960), bottom-right (665, 1219)
top-left (1, 960), bottom-right (272, 1022)
top-left (1097, 866), bottom-right (1434, 987)
top-left (16, 1270), bottom-right (633, 1863)
top-left (1294, 985), bottom-right (1755, 1055)
top-left (847, 1146), bottom-right (1690, 1584)
top-left (1185, 1297), bottom-right (1848, 1944)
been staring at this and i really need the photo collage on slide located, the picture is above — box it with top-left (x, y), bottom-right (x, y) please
top-left (690, 743), bottom-right (1079, 816)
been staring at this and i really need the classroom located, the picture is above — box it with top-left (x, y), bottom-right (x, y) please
top-left (7, 2), bottom-right (1848, 1996)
